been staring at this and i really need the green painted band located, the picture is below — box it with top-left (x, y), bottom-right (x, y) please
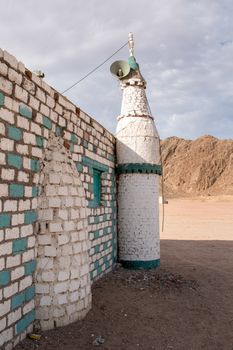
top-left (120, 259), bottom-right (160, 270)
top-left (116, 163), bottom-right (162, 175)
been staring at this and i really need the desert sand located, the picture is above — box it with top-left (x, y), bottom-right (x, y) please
top-left (15, 197), bottom-right (233, 350)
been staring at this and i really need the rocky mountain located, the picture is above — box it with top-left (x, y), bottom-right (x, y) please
top-left (160, 135), bottom-right (233, 197)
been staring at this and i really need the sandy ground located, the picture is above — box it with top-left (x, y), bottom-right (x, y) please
top-left (15, 197), bottom-right (233, 350)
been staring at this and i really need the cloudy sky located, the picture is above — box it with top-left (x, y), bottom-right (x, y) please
top-left (1, 0), bottom-right (233, 139)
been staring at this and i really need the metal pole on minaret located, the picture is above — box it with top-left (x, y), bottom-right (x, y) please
top-left (110, 33), bottom-right (162, 269)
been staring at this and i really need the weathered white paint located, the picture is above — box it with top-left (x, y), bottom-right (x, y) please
top-left (116, 53), bottom-right (160, 266)
top-left (36, 136), bottom-right (91, 330)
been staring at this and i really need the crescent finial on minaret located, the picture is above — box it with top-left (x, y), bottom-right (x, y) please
top-left (128, 32), bottom-right (134, 57)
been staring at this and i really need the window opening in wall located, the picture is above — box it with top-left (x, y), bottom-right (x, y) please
top-left (93, 169), bottom-right (102, 206)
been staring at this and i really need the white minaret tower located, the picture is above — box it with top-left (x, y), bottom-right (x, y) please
top-left (111, 33), bottom-right (161, 269)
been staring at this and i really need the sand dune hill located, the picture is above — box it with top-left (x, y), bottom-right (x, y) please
top-left (160, 135), bottom-right (233, 197)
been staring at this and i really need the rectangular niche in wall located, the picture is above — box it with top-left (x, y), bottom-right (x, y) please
top-left (93, 168), bottom-right (102, 207)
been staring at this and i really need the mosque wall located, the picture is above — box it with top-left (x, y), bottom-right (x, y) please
top-left (0, 49), bottom-right (117, 349)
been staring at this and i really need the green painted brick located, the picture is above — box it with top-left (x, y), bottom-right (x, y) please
top-left (25, 285), bottom-right (35, 301)
top-left (24, 210), bottom-right (37, 224)
top-left (8, 126), bottom-right (22, 141)
top-left (94, 230), bottom-right (99, 239)
top-left (36, 136), bottom-right (44, 148)
top-left (97, 266), bottom-right (102, 275)
top-left (94, 216), bottom-right (99, 224)
top-left (7, 154), bottom-right (23, 169)
top-left (76, 163), bottom-right (83, 172)
top-left (11, 291), bottom-right (25, 310)
top-left (13, 238), bottom-right (28, 255)
top-left (88, 183), bottom-right (93, 192)
top-left (71, 133), bottom-right (78, 143)
top-left (89, 271), bottom-right (93, 280)
top-left (94, 261), bottom-right (99, 269)
top-left (0, 270), bottom-right (10, 286)
top-left (16, 309), bottom-right (35, 334)
top-left (24, 260), bottom-right (36, 276)
top-left (83, 140), bottom-right (88, 149)
top-left (19, 104), bottom-right (32, 119)
top-left (55, 126), bottom-right (62, 136)
top-left (32, 186), bottom-right (39, 197)
top-left (82, 156), bottom-right (109, 172)
top-left (0, 213), bottom-right (11, 228)
top-left (94, 245), bottom-right (99, 254)
top-left (43, 116), bottom-right (52, 129)
top-left (9, 184), bottom-right (24, 198)
top-left (0, 92), bottom-right (5, 106)
top-left (31, 159), bottom-right (40, 172)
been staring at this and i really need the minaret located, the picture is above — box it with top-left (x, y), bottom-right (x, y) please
top-left (112, 33), bottom-right (162, 269)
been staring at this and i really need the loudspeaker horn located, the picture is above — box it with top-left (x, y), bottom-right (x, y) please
top-left (110, 60), bottom-right (131, 79)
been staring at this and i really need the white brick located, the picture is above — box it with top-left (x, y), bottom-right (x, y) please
top-left (17, 115), bottom-right (29, 130)
top-left (7, 308), bottom-right (22, 326)
top-left (18, 171), bottom-right (29, 182)
top-left (54, 282), bottom-right (68, 294)
top-left (4, 200), bottom-right (17, 212)
top-left (0, 121), bottom-right (6, 135)
top-left (44, 246), bottom-right (56, 257)
top-left (69, 279), bottom-right (80, 291)
top-left (23, 131), bottom-right (36, 145)
top-left (1, 168), bottom-right (15, 180)
top-left (0, 257), bottom-right (5, 270)
top-left (18, 199), bottom-right (31, 211)
top-left (16, 144), bottom-right (29, 155)
top-left (58, 270), bottom-right (69, 281)
top-left (38, 209), bottom-right (53, 221)
top-left (0, 317), bottom-right (6, 332)
top-left (4, 50), bottom-right (18, 69)
top-left (0, 326), bottom-right (13, 347)
top-left (19, 275), bottom-right (32, 291)
top-left (36, 283), bottom-right (49, 294)
top-left (6, 255), bottom-right (20, 268)
top-left (38, 235), bottom-right (51, 245)
top-left (41, 271), bottom-right (55, 282)
top-left (57, 294), bottom-right (67, 305)
top-left (0, 138), bottom-right (14, 151)
top-left (0, 300), bottom-right (10, 318)
top-left (29, 95), bottom-right (40, 110)
top-left (4, 282), bottom-right (18, 298)
top-left (32, 147), bottom-right (42, 158)
top-left (57, 209), bottom-right (68, 220)
top-left (49, 222), bottom-right (62, 232)
top-left (0, 152), bottom-right (6, 165)
top-left (0, 77), bottom-right (13, 95)
top-left (40, 295), bottom-right (52, 306)
top-left (22, 248), bottom-right (35, 263)
top-left (0, 184), bottom-right (8, 196)
top-left (1, 241), bottom-right (12, 255)
top-left (11, 266), bottom-right (24, 280)
top-left (8, 68), bottom-right (22, 85)
top-left (48, 198), bottom-right (61, 207)
top-left (0, 62), bottom-right (8, 76)
top-left (23, 300), bottom-right (34, 315)
top-left (63, 221), bottom-right (75, 231)
top-left (21, 224), bottom-right (33, 237)
top-left (15, 85), bottom-right (28, 103)
top-left (12, 213), bottom-right (24, 226)
top-left (37, 257), bottom-right (53, 270)
top-left (28, 236), bottom-right (36, 248)
top-left (58, 234), bottom-right (69, 246)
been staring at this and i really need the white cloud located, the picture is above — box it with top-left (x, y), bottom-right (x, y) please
top-left (0, 0), bottom-right (233, 139)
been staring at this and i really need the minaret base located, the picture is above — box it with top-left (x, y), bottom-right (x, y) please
top-left (120, 259), bottom-right (160, 270)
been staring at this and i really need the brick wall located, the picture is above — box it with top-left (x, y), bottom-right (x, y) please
top-left (0, 49), bottom-right (117, 349)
